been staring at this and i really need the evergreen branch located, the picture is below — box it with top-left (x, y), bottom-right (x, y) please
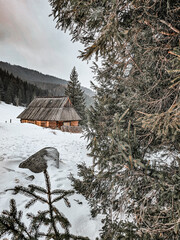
top-left (28, 211), bottom-right (52, 231)
top-left (60, 233), bottom-right (90, 240)
top-left (25, 198), bottom-right (38, 209)
top-left (0, 199), bottom-right (32, 240)
top-left (63, 197), bottom-right (71, 208)
top-left (160, 20), bottom-right (180, 34)
top-left (53, 206), bottom-right (71, 230)
top-left (51, 189), bottom-right (74, 195)
top-left (43, 170), bottom-right (59, 237)
top-left (7, 186), bottom-right (48, 204)
top-left (52, 192), bottom-right (73, 205)
top-left (168, 51), bottom-right (180, 58)
top-left (28, 184), bottom-right (48, 194)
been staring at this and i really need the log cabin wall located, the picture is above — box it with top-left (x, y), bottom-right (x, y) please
top-left (48, 121), bottom-right (63, 129)
top-left (35, 121), bottom-right (40, 126)
top-left (35, 121), bottom-right (49, 128)
top-left (48, 121), bottom-right (57, 129)
top-left (57, 121), bottom-right (63, 128)
top-left (71, 121), bottom-right (79, 126)
top-left (21, 120), bottom-right (35, 124)
top-left (21, 119), bottom-right (27, 123)
top-left (21, 120), bottom-right (79, 130)
top-left (40, 121), bottom-right (46, 127)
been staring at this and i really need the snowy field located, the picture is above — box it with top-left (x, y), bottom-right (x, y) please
top-left (0, 102), bottom-right (102, 239)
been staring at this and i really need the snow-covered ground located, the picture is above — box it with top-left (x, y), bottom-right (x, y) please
top-left (0, 102), bottom-right (102, 239)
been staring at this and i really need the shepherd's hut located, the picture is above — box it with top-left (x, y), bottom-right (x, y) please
top-left (17, 97), bottom-right (81, 132)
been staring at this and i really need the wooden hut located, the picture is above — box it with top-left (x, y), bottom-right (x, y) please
top-left (17, 97), bottom-right (81, 131)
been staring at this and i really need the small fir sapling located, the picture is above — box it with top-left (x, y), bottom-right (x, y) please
top-left (0, 153), bottom-right (89, 240)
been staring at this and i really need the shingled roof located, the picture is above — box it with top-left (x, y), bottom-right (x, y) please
top-left (17, 97), bottom-right (81, 121)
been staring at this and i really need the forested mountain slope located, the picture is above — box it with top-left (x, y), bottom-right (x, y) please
top-left (0, 61), bottom-right (94, 106)
top-left (0, 68), bottom-right (47, 106)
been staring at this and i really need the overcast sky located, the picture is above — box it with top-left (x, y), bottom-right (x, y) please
top-left (0, 0), bottom-right (94, 88)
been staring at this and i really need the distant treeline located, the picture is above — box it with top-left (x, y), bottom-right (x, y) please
top-left (0, 61), bottom-right (94, 107)
top-left (0, 68), bottom-right (48, 106)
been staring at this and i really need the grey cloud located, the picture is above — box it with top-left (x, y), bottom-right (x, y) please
top-left (0, 0), bottom-right (94, 88)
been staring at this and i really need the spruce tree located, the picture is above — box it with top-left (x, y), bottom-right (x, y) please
top-left (49, 1), bottom-right (180, 239)
top-left (4, 82), bottom-right (13, 104)
top-left (65, 67), bottom-right (86, 125)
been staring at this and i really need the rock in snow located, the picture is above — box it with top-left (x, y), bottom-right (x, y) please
top-left (19, 147), bottom-right (59, 173)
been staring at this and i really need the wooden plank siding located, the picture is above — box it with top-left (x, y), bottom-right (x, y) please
top-left (21, 119), bottom-right (79, 130)
top-left (49, 121), bottom-right (57, 129)
top-left (71, 121), bottom-right (79, 126)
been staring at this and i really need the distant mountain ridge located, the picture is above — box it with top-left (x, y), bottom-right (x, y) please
top-left (0, 61), bottom-right (94, 106)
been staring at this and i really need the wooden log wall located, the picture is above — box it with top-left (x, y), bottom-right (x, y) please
top-left (70, 121), bottom-right (79, 126)
top-left (21, 120), bottom-right (79, 130)
top-left (49, 121), bottom-right (57, 129)
top-left (21, 120), bottom-right (35, 124)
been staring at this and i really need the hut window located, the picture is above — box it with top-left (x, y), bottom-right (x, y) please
top-left (63, 122), bottom-right (70, 126)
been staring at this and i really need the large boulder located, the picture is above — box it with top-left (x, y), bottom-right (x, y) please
top-left (19, 147), bottom-right (59, 173)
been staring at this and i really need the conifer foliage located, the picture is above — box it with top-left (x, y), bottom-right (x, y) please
top-left (65, 67), bottom-right (86, 124)
top-left (0, 169), bottom-right (89, 240)
top-left (50, 0), bottom-right (180, 239)
top-left (0, 68), bottom-right (47, 106)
